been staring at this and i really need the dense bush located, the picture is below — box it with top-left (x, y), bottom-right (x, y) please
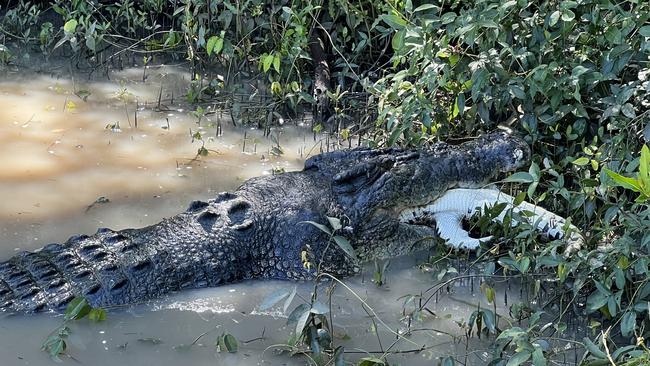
top-left (2, 0), bottom-right (650, 364)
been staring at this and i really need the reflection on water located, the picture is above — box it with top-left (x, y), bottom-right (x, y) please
top-left (0, 66), bottom-right (527, 366)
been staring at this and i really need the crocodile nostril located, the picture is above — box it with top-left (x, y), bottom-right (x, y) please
top-left (227, 200), bottom-right (251, 225)
top-left (197, 211), bottom-right (220, 232)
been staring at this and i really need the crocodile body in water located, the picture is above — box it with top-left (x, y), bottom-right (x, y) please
top-left (0, 132), bottom-right (582, 312)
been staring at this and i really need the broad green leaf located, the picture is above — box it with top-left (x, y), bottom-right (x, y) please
top-left (531, 348), bottom-right (547, 366)
top-left (206, 36), bottom-right (223, 56)
top-left (440, 12), bottom-right (456, 24)
top-left (272, 53), bottom-right (281, 73)
top-left (358, 357), bottom-right (385, 366)
top-left (333, 235), bottom-right (357, 261)
top-left (327, 216), bottom-right (342, 231)
top-left (283, 285), bottom-right (297, 313)
top-left (63, 19), bottom-right (78, 34)
top-left (514, 191), bottom-right (526, 206)
top-left (561, 10), bottom-right (575, 22)
top-left (572, 157), bottom-right (590, 166)
top-left (549, 11), bottom-right (561, 26)
top-left (295, 308), bottom-right (311, 336)
top-left (640, 145), bottom-right (650, 182)
top-left (441, 356), bottom-right (455, 366)
top-left (392, 29), bottom-right (405, 51)
top-left (380, 14), bottom-right (407, 29)
top-left (64, 297), bottom-right (91, 320)
top-left (221, 333), bottom-right (238, 353)
top-left (621, 103), bottom-right (635, 118)
top-left (482, 309), bottom-right (496, 333)
top-left (88, 308), bottom-right (106, 322)
top-left (310, 301), bottom-right (329, 315)
top-left (301, 221), bottom-right (332, 235)
top-left (583, 337), bottom-right (607, 359)
top-left (504, 172), bottom-right (534, 183)
top-left (413, 4), bottom-right (437, 12)
top-left (484, 286), bottom-right (495, 303)
top-left (603, 168), bottom-right (641, 192)
top-left (641, 26), bottom-right (650, 37)
top-left (620, 311), bottom-right (636, 337)
top-left (507, 351), bottom-right (531, 366)
top-left (262, 54), bottom-right (274, 73)
top-left (260, 288), bottom-right (291, 310)
top-left (287, 303), bottom-right (310, 324)
top-left (586, 290), bottom-right (608, 312)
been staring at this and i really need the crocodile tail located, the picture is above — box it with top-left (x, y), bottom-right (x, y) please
top-left (0, 194), bottom-right (255, 313)
top-left (0, 227), bottom-right (166, 313)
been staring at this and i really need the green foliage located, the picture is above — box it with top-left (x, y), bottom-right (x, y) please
top-left (604, 145), bottom-right (650, 202)
top-left (41, 297), bottom-right (106, 361)
top-left (215, 332), bottom-right (238, 353)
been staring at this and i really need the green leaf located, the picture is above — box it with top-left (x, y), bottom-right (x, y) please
top-left (301, 221), bottom-right (332, 235)
top-left (603, 168), bottom-right (641, 192)
top-left (586, 290), bottom-right (608, 312)
top-left (88, 308), bottom-right (106, 322)
top-left (283, 285), bottom-right (297, 313)
top-left (583, 337), bottom-right (607, 359)
top-left (327, 216), bottom-right (342, 231)
top-left (507, 351), bottom-right (531, 366)
top-left (358, 357), bottom-right (385, 366)
top-left (504, 172), bottom-right (534, 183)
top-left (620, 311), bottom-right (636, 337)
top-left (310, 301), bottom-right (329, 315)
top-left (482, 309), bottom-right (496, 333)
top-left (380, 14), bottom-right (407, 29)
top-left (441, 356), bottom-right (455, 366)
top-left (572, 157), bottom-right (590, 166)
top-left (549, 11), bottom-right (561, 26)
top-left (63, 19), bottom-right (78, 34)
top-left (64, 297), bottom-right (91, 320)
top-left (413, 4), bottom-right (437, 12)
top-left (484, 286), bottom-right (495, 303)
top-left (440, 12), bottom-right (456, 24)
top-left (640, 26), bottom-right (650, 37)
top-left (561, 10), bottom-right (575, 22)
top-left (295, 307), bottom-right (311, 336)
top-left (621, 103), bottom-right (635, 118)
top-left (219, 333), bottom-right (238, 353)
top-left (531, 348), bottom-right (547, 366)
top-left (262, 54), bottom-right (274, 73)
top-left (287, 303), bottom-right (310, 325)
top-left (206, 36), bottom-right (223, 56)
top-left (392, 29), bottom-right (405, 51)
top-left (260, 288), bottom-right (291, 311)
top-left (272, 53), bottom-right (281, 73)
top-left (640, 145), bottom-right (650, 182)
top-left (333, 235), bottom-right (357, 261)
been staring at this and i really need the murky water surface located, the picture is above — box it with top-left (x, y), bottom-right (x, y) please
top-left (0, 66), bottom-right (517, 366)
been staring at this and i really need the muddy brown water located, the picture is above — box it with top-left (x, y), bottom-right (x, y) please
top-left (0, 65), bottom-right (522, 366)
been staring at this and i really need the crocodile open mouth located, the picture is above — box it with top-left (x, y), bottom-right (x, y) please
top-left (397, 204), bottom-right (440, 229)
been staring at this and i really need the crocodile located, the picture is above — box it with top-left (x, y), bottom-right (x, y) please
top-left (0, 132), bottom-right (582, 313)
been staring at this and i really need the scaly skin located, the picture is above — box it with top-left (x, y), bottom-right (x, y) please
top-left (0, 132), bottom-right (533, 313)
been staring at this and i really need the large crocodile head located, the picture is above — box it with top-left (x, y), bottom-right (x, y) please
top-left (306, 132), bottom-right (531, 259)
